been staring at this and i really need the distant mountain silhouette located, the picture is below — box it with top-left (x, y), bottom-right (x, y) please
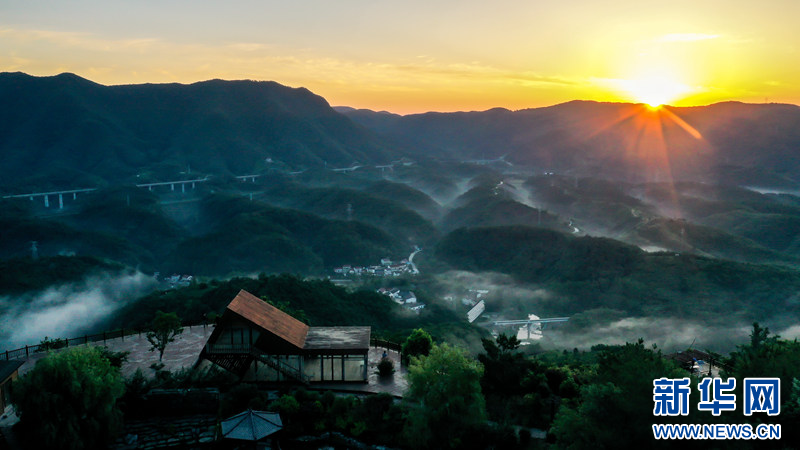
top-left (341, 101), bottom-right (800, 187)
top-left (0, 72), bottom-right (392, 190)
top-left (4, 71), bottom-right (800, 191)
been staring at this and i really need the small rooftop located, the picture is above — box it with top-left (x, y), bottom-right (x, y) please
top-left (0, 359), bottom-right (23, 381)
top-left (303, 327), bottom-right (371, 352)
top-left (221, 410), bottom-right (282, 442)
top-left (667, 349), bottom-right (712, 366)
top-left (227, 290), bottom-right (309, 349)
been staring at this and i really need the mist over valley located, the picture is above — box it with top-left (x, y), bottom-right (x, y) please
top-left (2, 73), bottom-right (800, 355)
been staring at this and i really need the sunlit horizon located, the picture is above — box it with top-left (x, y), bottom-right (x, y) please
top-left (2, 1), bottom-right (799, 114)
top-left (6, 69), bottom-right (799, 117)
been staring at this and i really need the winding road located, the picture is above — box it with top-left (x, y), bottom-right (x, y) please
top-left (408, 247), bottom-right (422, 274)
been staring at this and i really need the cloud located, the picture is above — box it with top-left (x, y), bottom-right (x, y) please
top-left (0, 27), bottom-right (160, 52)
top-left (0, 25), bottom-right (585, 93)
top-left (657, 33), bottom-right (720, 43)
top-left (433, 270), bottom-right (554, 319)
top-left (542, 316), bottom-right (753, 353)
top-left (0, 272), bottom-right (156, 350)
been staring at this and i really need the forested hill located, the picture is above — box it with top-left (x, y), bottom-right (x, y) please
top-left (435, 225), bottom-right (800, 321)
top-left (0, 72), bottom-right (393, 190)
top-left (6, 71), bottom-right (800, 192)
top-left (340, 101), bottom-right (800, 187)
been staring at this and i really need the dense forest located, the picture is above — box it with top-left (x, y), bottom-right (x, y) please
top-left (12, 320), bottom-right (799, 449)
top-left (4, 73), bottom-right (800, 448)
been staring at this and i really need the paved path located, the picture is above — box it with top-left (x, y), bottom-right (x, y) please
top-left (13, 325), bottom-right (408, 396)
top-left (2, 325), bottom-right (409, 450)
top-left (314, 346), bottom-right (408, 397)
top-left (16, 324), bottom-right (215, 379)
top-left (408, 248), bottom-right (421, 274)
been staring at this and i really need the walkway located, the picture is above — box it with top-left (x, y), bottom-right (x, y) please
top-left (1, 328), bottom-right (408, 449)
top-left (16, 324), bottom-right (214, 379)
top-left (313, 346), bottom-right (408, 398)
top-left (13, 325), bottom-right (408, 396)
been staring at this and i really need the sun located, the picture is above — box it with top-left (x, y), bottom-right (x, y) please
top-left (617, 75), bottom-right (691, 107)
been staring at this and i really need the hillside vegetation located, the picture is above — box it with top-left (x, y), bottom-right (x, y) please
top-left (107, 274), bottom-right (477, 345)
top-left (0, 256), bottom-right (123, 294)
top-left (435, 225), bottom-right (800, 321)
top-left (164, 193), bottom-right (406, 276)
top-left (0, 72), bottom-right (393, 190)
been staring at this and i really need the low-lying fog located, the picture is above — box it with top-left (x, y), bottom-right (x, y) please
top-left (434, 270), bottom-right (796, 354)
top-left (0, 272), bottom-right (156, 350)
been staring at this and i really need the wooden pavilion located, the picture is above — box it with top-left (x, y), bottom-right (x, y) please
top-left (199, 290), bottom-right (370, 383)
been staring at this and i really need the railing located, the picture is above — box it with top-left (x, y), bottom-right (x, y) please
top-left (1, 323), bottom-right (210, 361)
top-left (205, 343), bottom-right (252, 354)
top-left (370, 337), bottom-right (401, 353)
top-left (251, 349), bottom-right (311, 384)
top-left (371, 337), bottom-right (404, 367)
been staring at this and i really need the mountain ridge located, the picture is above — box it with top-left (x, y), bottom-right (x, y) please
top-left (0, 72), bottom-right (394, 190)
top-left (4, 71), bottom-right (800, 192)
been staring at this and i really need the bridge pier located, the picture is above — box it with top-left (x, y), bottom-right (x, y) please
top-left (135, 177), bottom-right (208, 192)
top-left (4, 188), bottom-right (96, 206)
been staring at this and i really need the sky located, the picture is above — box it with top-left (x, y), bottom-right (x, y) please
top-left (1, 0), bottom-right (798, 114)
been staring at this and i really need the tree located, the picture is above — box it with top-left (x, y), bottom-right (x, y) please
top-left (377, 357), bottom-right (395, 377)
top-left (146, 310), bottom-right (184, 361)
top-left (479, 334), bottom-right (533, 395)
top-left (403, 343), bottom-right (486, 449)
top-left (549, 340), bottom-right (688, 449)
top-left (725, 323), bottom-right (800, 446)
top-left (495, 333), bottom-right (521, 352)
top-left (478, 334), bottom-right (544, 427)
top-left (13, 346), bottom-right (125, 450)
top-left (402, 328), bottom-right (433, 363)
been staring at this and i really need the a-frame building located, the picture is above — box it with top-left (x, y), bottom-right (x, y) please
top-left (199, 290), bottom-right (370, 383)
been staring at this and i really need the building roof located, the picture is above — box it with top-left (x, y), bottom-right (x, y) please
top-left (667, 349), bottom-right (712, 365)
top-left (303, 327), bottom-right (371, 351)
top-left (221, 409), bottom-right (282, 441)
top-left (227, 290), bottom-right (309, 349)
top-left (0, 359), bottom-right (24, 382)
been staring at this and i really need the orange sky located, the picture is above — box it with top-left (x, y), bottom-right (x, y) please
top-left (1, 1), bottom-right (799, 114)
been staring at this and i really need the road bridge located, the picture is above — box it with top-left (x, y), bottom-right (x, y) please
top-left (493, 317), bottom-right (570, 339)
top-left (2, 188), bottom-right (96, 209)
top-left (136, 177), bottom-right (210, 193)
top-left (235, 174), bottom-right (262, 182)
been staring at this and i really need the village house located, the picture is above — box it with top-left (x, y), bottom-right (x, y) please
top-left (198, 290), bottom-right (370, 383)
top-left (0, 360), bottom-right (23, 412)
top-left (399, 291), bottom-right (417, 304)
top-left (332, 255), bottom-right (415, 279)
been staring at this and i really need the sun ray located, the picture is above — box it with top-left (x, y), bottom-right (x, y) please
top-left (660, 107), bottom-right (703, 140)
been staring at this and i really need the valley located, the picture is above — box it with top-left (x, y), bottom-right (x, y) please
top-left (3, 73), bottom-right (800, 357)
